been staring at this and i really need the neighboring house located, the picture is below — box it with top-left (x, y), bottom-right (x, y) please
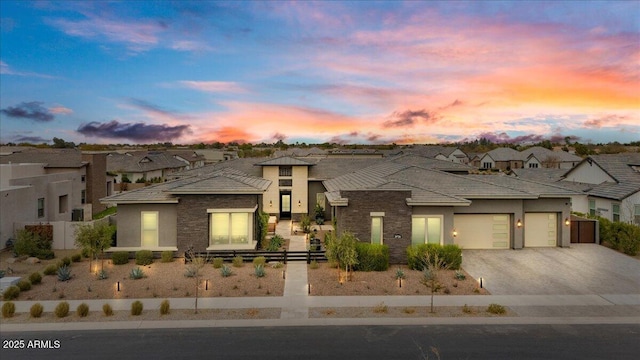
top-left (561, 153), bottom-right (640, 225)
top-left (520, 147), bottom-right (582, 169)
top-left (405, 145), bottom-right (469, 164)
top-left (273, 147), bottom-right (329, 158)
top-left (167, 150), bottom-right (206, 170)
top-left (0, 148), bottom-right (94, 250)
top-left (191, 149), bottom-right (238, 164)
top-left (102, 154), bottom-right (574, 263)
top-left (107, 151), bottom-right (189, 183)
top-left (0, 148), bottom-right (111, 217)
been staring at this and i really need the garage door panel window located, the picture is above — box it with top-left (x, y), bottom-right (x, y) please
top-left (412, 216), bottom-right (442, 245)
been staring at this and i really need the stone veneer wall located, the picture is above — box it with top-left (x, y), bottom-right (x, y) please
top-left (176, 194), bottom-right (259, 254)
top-left (82, 153), bottom-right (107, 215)
top-left (336, 190), bottom-right (412, 264)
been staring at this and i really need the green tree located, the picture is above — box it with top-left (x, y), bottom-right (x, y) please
top-left (74, 223), bottom-right (115, 273)
top-left (325, 231), bottom-right (359, 283)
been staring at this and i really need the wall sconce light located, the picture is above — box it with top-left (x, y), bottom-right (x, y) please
top-left (298, 200), bottom-right (302, 207)
top-left (516, 219), bottom-right (522, 228)
top-left (452, 229), bottom-right (458, 238)
top-left (565, 217), bottom-right (570, 226)
top-left (269, 200), bottom-right (272, 207)
top-left (117, 281), bottom-right (120, 292)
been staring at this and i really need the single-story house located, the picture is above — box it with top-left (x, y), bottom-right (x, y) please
top-left (102, 154), bottom-right (577, 263)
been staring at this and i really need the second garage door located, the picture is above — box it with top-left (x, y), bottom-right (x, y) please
top-left (524, 213), bottom-right (557, 247)
top-left (453, 214), bottom-right (510, 249)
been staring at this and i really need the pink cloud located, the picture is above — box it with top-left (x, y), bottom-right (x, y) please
top-left (49, 106), bottom-right (73, 115)
top-left (180, 81), bottom-right (248, 94)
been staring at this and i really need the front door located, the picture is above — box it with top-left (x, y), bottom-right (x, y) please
top-left (280, 191), bottom-right (291, 219)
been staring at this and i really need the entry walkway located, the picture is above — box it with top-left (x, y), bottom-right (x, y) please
top-left (278, 220), bottom-right (309, 319)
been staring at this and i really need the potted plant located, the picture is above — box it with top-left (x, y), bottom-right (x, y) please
top-left (314, 203), bottom-right (325, 225)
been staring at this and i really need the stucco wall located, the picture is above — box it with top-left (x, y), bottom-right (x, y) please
top-left (291, 166), bottom-right (308, 215)
top-left (308, 181), bottom-right (330, 219)
top-left (262, 166), bottom-right (279, 216)
top-left (564, 162), bottom-right (615, 184)
top-left (117, 203), bottom-right (177, 249)
top-left (336, 190), bottom-right (412, 264)
top-left (412, 206), bottom-right (455, 244)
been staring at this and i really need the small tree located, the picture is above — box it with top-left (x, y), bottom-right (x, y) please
top-left (185, 247), bottom-right (209, 314)
top-left (75, 223), bottom-right (115, 273)
top-left (325, 231), bottom-right (359, 283)
top-left (420, 251), bottom-right (451, 313)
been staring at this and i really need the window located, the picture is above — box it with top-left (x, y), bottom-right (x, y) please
top-left (634, 205), bottom-right (640, 225)
top-left (58, 195), bottom-right (68, 213)
top-left (589, 199), bottom-right (596, 217)
top-left (412, 216), bottom-right (443, 245)
top-left (371, 217), bottom-right (383, 244)
top-left (316, 193), bottom-right (325, 210)
top-left (612, 204), bottom-right (620, 222)
top-left (37, 198), bottom-right (45, 218)
top-left (482, 162), bottom-right (493, 169)
top-left (81, 175), bottom-right (86, 183)
top-left (528, 163), bottom-right (539, 168)
top-left (209, 212), bottom-right (251, 245)
top-left (81, 190), bottom-right (86, 204)
top-left (279, 166), bottom-right (292, 176)
top-left (278, 179), bottom-right (292, 187)
top-left (141, 212), bottom-right (159, 247)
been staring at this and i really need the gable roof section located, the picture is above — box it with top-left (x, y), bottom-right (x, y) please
top-left (520, 147), bottom-right (582, 162)
top-left (107, 152), bottom-right (187, 173)
top-left (483, 147), bottom-right (523, 162)
top-left (0, 148), bottom-right (86, 168)
top-left (562, 153), bottom-right (640, 200)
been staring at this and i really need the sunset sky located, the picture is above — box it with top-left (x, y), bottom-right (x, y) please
top-left (1, 1), bottom-right (638, 145)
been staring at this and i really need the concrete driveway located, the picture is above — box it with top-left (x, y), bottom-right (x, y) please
top-left (461, 244), bottom-right (640, 295)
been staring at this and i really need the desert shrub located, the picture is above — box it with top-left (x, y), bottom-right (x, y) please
top-left (462, 304), bottom-right (473, 314)
top-left (54, 302), bottom-right (70, 318)
top-left (29, 272), bottom-right (42, 285)
top-left (266, 234), bottom-right (284, 251)
top-left (30, 303), bottom-right (44, 318)
top-left (2, 302), bottom-right (16, 318)
top-left (395, 267), bottom-right (405, 280)
top-left (135, 250), bottom-right (154, 265)
top-left (131, 300), bottom-right (143, 316)
top-left (2, 285), bottom-right (20, 300)
top-left (270, 261), bottom-right (284, 269)
top-left (60, 256), bottom-right (72, 267)
top-left (129, 267), bottom-right (145, 280)
top-left (614, 222), bottom-right (640, 256)
top-left (406, 244), bottom-right (462, 270)
top-left (43, 264), bottom-right (58, 276)
top-left (16, 279), bottom-right (32, 291)
top-left (96, 269), bottom-right (108, 280)
top-left (253, 256), bottom-right (266, 267)
top-left (220, 264), bottom-right (233, 277)
top-left (254, 264), bottom-right (266, 278)
top-left (71, 253), bottom-right (82, 263)
top-left (232, 256), bottom-right (244, 267)
top-left (102, 303), bottom-right (113, 316)
top-left (160, 299), bottom-right (170, 315)
top-left (309, 260), bottom-right (319, 269)
top-left (13, 228), bottom-right (54, 259)
top-left (184, 267), bottom-right (197, 278)
top-left (161, 251), bottom-right (174, 263)
top-left (354, 243), bottom-right (389, 271)
top-left (454, 270), bottom-right (466, 280)
top-left (57, 265), bottom-right (72, 281)
top-left (487, 303), bottom-right (506, 314)
top-left (212, 257), bottom-right (224, 268)
top-left (77, 303), bottom-right (89, 317)
top-left (111, 251), bottom-right (130, 265)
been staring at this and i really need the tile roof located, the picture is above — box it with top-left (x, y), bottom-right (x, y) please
top-left (107, 152), bottom-right (187, 173)
top-left (0, 148), bottom-right (86, 168)
top-left (562, 153), bottom-right (640, 200)
top-left (484, 147), bottom-right (523, 161)
top-left (520, 147), bottom-right (582, 162)
top-left (254, 156), bottom-right (315, 166)
top-left (102, 167), bottom-right (271, 203)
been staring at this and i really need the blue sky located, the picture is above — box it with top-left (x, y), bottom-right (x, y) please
top-left (1, 1), bottom-right (638, 145)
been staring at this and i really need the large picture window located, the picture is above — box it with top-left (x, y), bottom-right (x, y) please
top-left (412, 216), bottom-right (443, 245)
top-left (209, 211), bottom-right (251, 245)
top-left (141, 211), bottom-right (159, 247)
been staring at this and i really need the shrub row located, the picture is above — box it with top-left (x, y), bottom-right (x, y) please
top-left (2, 300), bottom-right (172, 319)
top-left (353, 243), bottom-right (389, 271)
top-left (598, 217), bottom-right (640, 256)
top-left (406, 244), bottom-right (462, 270)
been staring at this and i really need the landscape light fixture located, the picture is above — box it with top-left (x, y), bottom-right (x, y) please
top-left (516, 219), bottom-right (522, 228)
top-left (117, 281), bottom-right (120, 292)
top-left (307, 283), bottom-right (311, 295)
top-left (479, 277), bottom-right (484, 288)
top-left (565, 217), bottom-right (570, 226)
top-left (205, 280), bottom-right (209, 291)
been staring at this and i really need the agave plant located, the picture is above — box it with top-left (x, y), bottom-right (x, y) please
top-left (96, 269), bottom-right (108, 280)
top-left (220, 264), bottom-right (232, 278)
top-left (129, 267), bottom-right (145, 280)
top-left (57, 265), bottom-right (72, 282)
top-left (254, 264), bottom-right (266, 278)
top-left (395, 267), bottom-right (405, 280)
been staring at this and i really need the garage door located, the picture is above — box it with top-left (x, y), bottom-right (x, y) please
top-left (453, 214), bottom-right (510, 249)
top-left (525, 213), bottom-right (557, 247)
